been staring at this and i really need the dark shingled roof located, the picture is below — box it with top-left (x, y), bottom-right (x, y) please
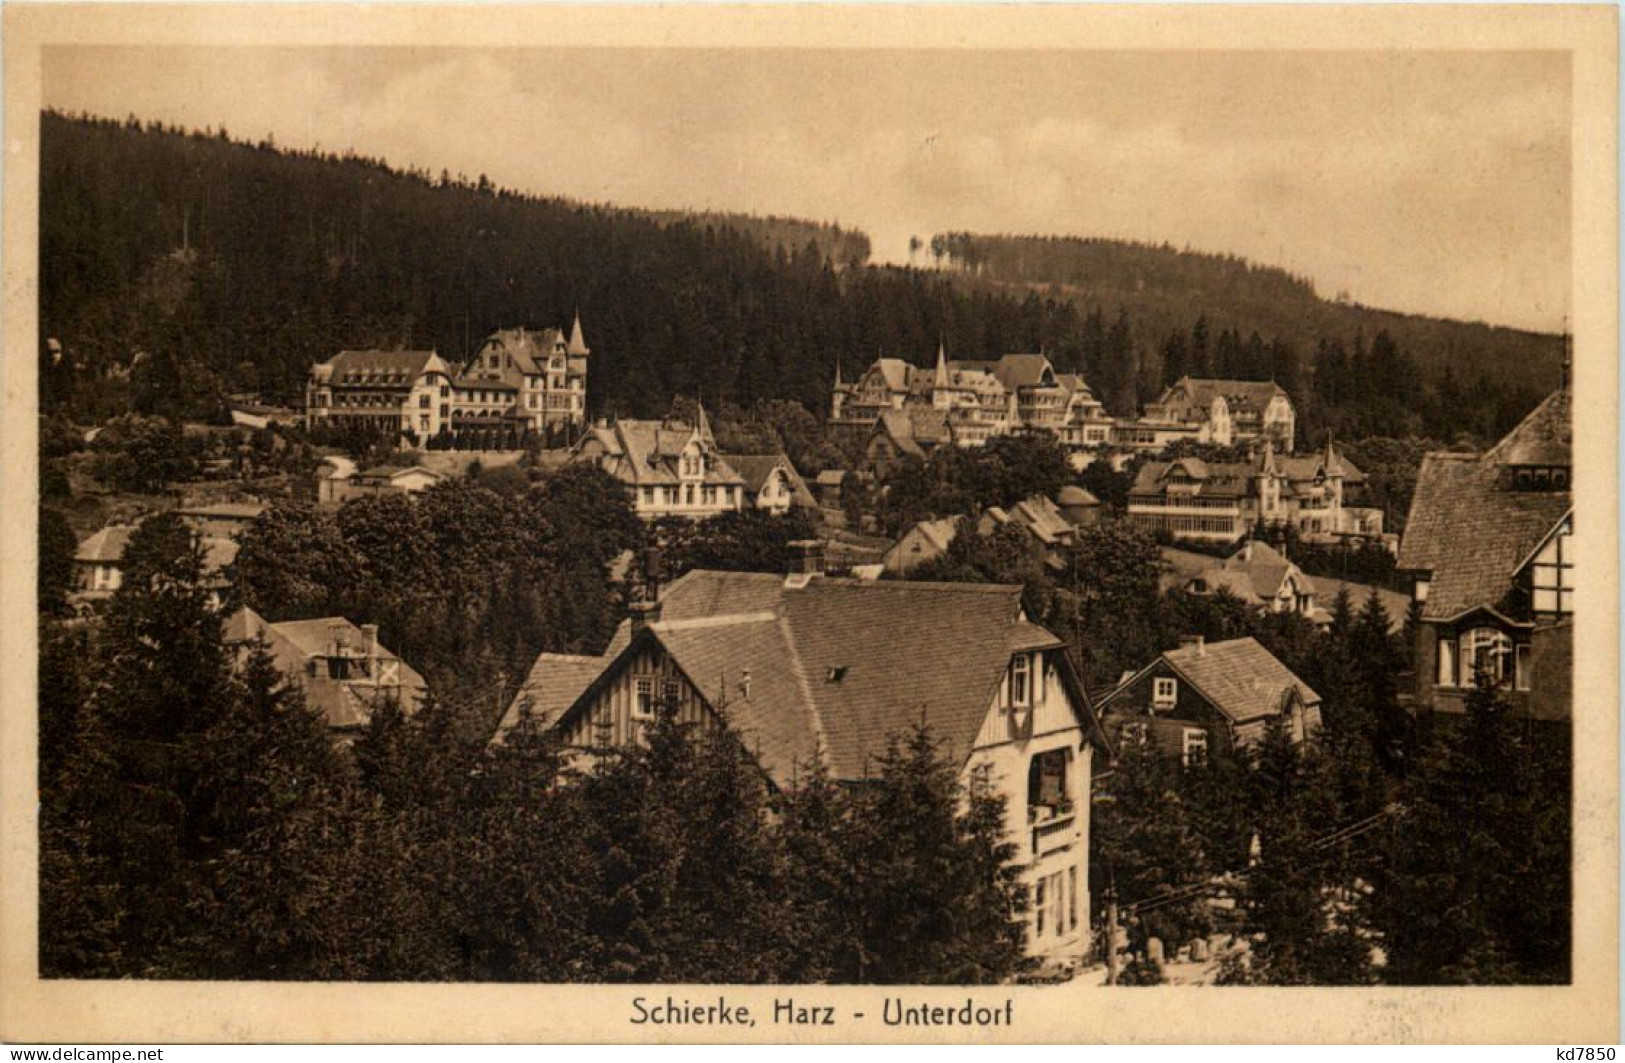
top-left (1485, 387), bottom-right (1572, 468)
top-left (499, 571), bottom-right (1097, 785)
top-left (1160, 636), bottom-right (1320, 723)
top-left (1399, 388), bottom-right (1572, 620)
top-left (725, 454), bottom-right (819, 509)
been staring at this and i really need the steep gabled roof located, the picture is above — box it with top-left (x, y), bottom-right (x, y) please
top-left (1399, 450), bottom-right (1571, 619)
top-left (1485, 387), bottom-right (1572, 468)
top-left (1399, 387), bottom-right (1572, 620)
top-left (990, 353), bottom-right (1057, 391)
top-left (74, 525), bottom-right (134, 564)
top-left (725, 454), bottom-right (818, 509)
top-left (501, 571), bottom-right (1100, 785)
top-left (1160, 637), bottom-right (1320, 723)
top-left (871, 357), bottom-right (917, 393)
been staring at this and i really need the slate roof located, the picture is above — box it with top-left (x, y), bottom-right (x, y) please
top-left (1399, 388), bottom-right (1572, 620)
top-left (989, 353), bottom-right (1057, 391)
top-left (571, 419), bottom-right (745, 487)
top-left (1484, 387), bottom-right (1572, 468)
top-left (872, 358), bottom-right (918, 393)
top-left (74, 525), bottom-right (134, 564)
top-left (1159, 637), bottom-right (1321, 723)
top-left (318, 350), bottom-right (444, 386)
top-left (984, 494), bottom-right (1075, 546)
top-left (1159, 377), bottom-right (1290, 417)
top-left (1191, 541), bottom-right (1306, 604)
top-left (499, 571), bottom-right (1099, 785)
top-left (75, 524), bottom-right (237, 584)
top-left (725, 454), bottom-right (818, 509)
top-left (225, 608), bottom-right (427, 730)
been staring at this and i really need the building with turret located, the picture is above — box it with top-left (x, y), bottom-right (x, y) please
top-left (831, 346), bottom-right (1112, 453)
top-left (306, 315), bottom-right (591, 444)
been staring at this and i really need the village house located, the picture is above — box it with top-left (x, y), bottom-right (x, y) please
top-left (224, 607), bottom-right (427, 734)
top-left (1397, 382), bottom-right (1572, 725)
top-left (723, 454), bottom-right (818, 516)
top-left (881, 516), bottom-right (963, 575)
top-left (567, 405), bottom-right (747, 521)
top-left (71, 523), bottom-right (239, 611)
top-left (1127, 441), bottom-right (1379, 545)
top-left (174, 501), bottom-right (268, 539)
top-left (498, 547), bottom-right (1110, 962)
top-left (861, 407), bottom-right (953, 479)
top-left (1096, 636), bottom-right (1323, 766)
top-left (1168, 540), bottom-right (1318, 621)
top-left (318, 463), bottom-right (445, 504)
top-left (1143, 377), bottom-right (1298, 452)
top-left (976, 494), bottom-right (1080, 572)
top-left (304, 317), bottom-right (590, 443)
top-left (832, 347), bottom-right (1112, 456)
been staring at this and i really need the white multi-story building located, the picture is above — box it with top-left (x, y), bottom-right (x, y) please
top-left (567, 405), bottom-right (748, 521)
top-left (305, 317), bottom-right (590, 443)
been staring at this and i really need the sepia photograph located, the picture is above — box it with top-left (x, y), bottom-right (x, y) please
top-left (1, 2), bottom-right (1617, 1046)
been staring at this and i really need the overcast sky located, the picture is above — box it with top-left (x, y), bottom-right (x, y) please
top-left (46, 46), bottom-right (1571, 332)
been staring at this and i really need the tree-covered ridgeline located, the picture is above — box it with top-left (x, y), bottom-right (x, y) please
top-left (43, 111), bottom-right (1553, 446)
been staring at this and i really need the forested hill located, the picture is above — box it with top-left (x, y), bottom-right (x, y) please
top-left (636, 209), bottom-right (871, 269)
top-left (42, 111), bottom-right (1553, 444)
top-left (926, 232), bottom-right (1564, 393)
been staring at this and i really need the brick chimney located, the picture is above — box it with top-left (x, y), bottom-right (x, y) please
top-left (787, 539), bottom-right (825, 577)
top-left (630, 546), bottom-right (664, 633)
top-left (1179, 634), bottom-right (1206, 655)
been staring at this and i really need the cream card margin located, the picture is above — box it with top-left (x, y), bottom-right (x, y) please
top-left (0, 3), bottom-right (1617, 1045)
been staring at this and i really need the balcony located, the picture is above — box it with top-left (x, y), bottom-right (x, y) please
top-left (1029, 806), bottom-right (1077, 857)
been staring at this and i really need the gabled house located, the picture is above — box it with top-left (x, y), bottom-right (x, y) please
top-left (320, 464), bottom-right (444, 504)
top-left (1097, 636), bottom-right (1323, 765)
top-left (863, 407), bottom-right (952, 478)
top-left (882, 516), bottom-right (963, 575)
top-left (725, 454), bottom-right (818, 516)
top-left (499, 553), bottom-right (1111, 961)
top-left (1144, 377), bottom-right (1297, 452)
top-left (1179, 540), bottom-right (1317, 620)
top-left (224, 607), bottom-right (427, 734)
top-left (976, 494), bottom-right (1079, 572)
top-left (568, 405), bottom-right (747, 520)
top-left (1398, 384), bottom-right (1572, 723)
top-left (71, 523), bottom-right (238, 610)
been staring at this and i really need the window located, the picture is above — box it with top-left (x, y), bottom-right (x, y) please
top-left (662, 679), bottom-right (683, 706)
top-left (1153, 676), bottom-right (1177, 710)
top-left (419, 394), bottom-right (430, 409)
top-left (1437, 636), bottom-right (1458, 687)
top-left (1067, 867), bottom-right (1079, 933)
top-left (1182, 727), bottom-right (1208, 767)
top-left (633, 677), bottom-right (654, 719)
top-left (641, 487), bottom-right (655, 506)
top-left (685, 484), bottom-right (696, 506)
top-left (1009, 654), bottom-right (1031, 707)
top-left (1034, 880), bottom-right (1045, 938)
top-left (1462, 627), bottom-right (1513, 685)
top-left (1530, 524), bottom-right (1574, 615)
top-left (1515, 643), bottom-right (1532, 691)
top-left (1027, 748), bottom-right (1072, 818)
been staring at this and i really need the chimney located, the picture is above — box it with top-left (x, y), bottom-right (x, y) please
top-left (328, 621), bottom-right (347, 658)
top-left (630, 546), bottom-right (664, 634)
top-left (361, 623), bottom-right (379, 660)
top-left (787, 539), bottom-right (825, 578)
top-left (629, 599), bottom-right (662, 635)
top-left (1179, 634), bottom-right (1206, 655)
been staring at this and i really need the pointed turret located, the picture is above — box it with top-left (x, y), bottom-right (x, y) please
top-left (934, 341), bottom-right (950, 388)
top-left (1322, 436), bottom-right (1344, 477)
top-left (1259, 436), bottom-right (1280, 477)
top-left (567, 311), bottom-right (590, 356)
top-left (694, 398), bottom-right (715, 445)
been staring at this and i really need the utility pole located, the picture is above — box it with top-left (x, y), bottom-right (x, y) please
top-left (1104, 889), bottom-right (1120, 986)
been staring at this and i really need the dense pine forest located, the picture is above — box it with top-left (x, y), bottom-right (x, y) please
top-left (42, 110), bottom-right (1555, 446)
